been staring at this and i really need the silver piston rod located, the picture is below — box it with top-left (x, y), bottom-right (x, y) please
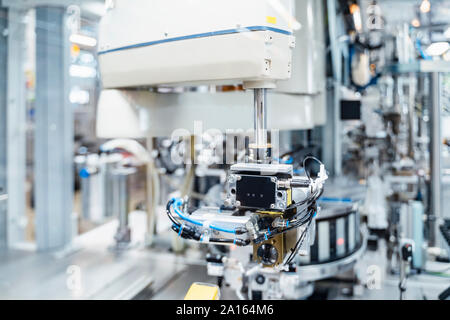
top-left (252, 88), bottom-right (270, 162)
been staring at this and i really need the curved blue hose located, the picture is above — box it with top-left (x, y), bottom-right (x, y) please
top-left (171, 198), bottom-right (236, 234)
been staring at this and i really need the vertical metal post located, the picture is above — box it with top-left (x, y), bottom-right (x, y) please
top-left (113, 167), bottom-right (134, 247)
top-left (145, 136), bottom-right (156, 246)
top-left (0, 4), bottom-right (7, 248)
top-left (6, 7), bottom-right (27, 247)
top-left (429, 72), bottom-right (441, 247)
top-left (407, 74), bottom-right (416, 159)
top-left (117, 174), bottom-right (129, 229)
top-left (252, 88), bottom-right (269, 162)
top-left (326, 0), bottom-right (342, 176)
top-left (34, 7), bottom-right (73, 251)
top-left (254, 88), bottom-right (267, 148)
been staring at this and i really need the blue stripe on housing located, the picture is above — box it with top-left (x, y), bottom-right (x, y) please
top-left (98, 25), bottom-right (292, 55)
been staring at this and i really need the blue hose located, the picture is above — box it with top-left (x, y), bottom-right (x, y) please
top-left (171, 198), bottom-right (236, 234)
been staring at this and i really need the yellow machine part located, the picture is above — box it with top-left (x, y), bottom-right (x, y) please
top-left (184, 282), bottom-right (220, 300)
top-left (256, 188), bottom-right (292, 215)
top-left (253, 188), bottom-right (294, 267)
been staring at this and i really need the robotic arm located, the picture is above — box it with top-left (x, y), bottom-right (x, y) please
top-left (167, 156), bottom-right (327, 268)
top-left (98, 0), bottom-right (328, 297)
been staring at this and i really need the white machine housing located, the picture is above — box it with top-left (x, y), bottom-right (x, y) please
top-left (96, 0), bottom-right (327, 138)
top-left (98, 0), bottom-right (296, 89)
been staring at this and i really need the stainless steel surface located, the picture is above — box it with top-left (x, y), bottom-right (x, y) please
top-left (430, 72), bottom-right (442, 246)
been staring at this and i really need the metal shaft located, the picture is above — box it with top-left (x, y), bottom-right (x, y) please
top-left (429, 72), bottom-right (442, 246)
top-left (252, 88), bottom-right (270, 162)
top-left (254, 88), bottom-right (267, 147)
top-left (112, 167), bottom-right (135, 245)
top-left (407, 74), bottom-right (416, 159)
top-left (116, 173), bottom-right (129, 230)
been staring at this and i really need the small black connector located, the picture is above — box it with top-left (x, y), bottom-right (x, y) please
top-left (172, 224), bottom-right (201, 241)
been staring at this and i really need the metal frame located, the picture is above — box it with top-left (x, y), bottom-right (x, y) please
top-left (429, 72), bottom-right (442, 247)
top-left (0, 3), bottom-right (7, 248)
top-left (34, 6), bottom-right (73, 251)
top-left (6, 6), bottom-right (27, 247)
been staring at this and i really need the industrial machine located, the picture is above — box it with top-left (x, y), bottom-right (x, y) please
top-left (96, 0), bottom-right (368, 300)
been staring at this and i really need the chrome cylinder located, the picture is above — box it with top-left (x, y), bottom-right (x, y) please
top-left (251, 89), bottom-right (270, 162)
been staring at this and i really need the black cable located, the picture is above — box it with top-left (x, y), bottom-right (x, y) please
top-left (285, 184), bottom-right (323, 212)
top-left (286, 206), bottom-right (317, 264)
top-left (166, 199), bottom-right (181, 227)
top-left (284, 214), bottom-right (314, 266)
top-left (285, 190), bottom-right (317, 212)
